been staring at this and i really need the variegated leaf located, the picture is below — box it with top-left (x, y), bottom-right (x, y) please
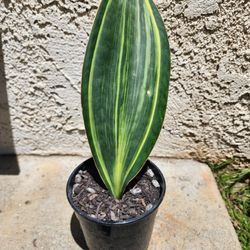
top-left (82, 0), bottom-right (170, 198)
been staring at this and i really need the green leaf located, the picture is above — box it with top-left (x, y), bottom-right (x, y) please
top-left (82, 0), bottom-right (170, 198)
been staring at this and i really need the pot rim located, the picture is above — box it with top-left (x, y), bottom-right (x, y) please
top-left (66, 157), bottom-right (166, 226)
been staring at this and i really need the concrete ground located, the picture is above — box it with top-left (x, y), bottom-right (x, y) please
top-left (0, 156), bottom-right (241, 250)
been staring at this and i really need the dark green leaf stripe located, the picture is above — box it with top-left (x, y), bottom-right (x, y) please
top-left (82, 0), bottom-right (170, 198)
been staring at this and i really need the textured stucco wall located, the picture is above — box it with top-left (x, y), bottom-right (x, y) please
top-left (0, 0), bottom-right (249, 161)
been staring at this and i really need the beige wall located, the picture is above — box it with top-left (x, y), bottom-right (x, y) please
top-left (0, 0), bottom-right (249, 161)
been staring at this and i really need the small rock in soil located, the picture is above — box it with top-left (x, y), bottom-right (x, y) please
top-left (130, 187), bottom-right (142, 195)
top-left (130, 208), bottom-right (137, 216)
top-left (146, 169), bottom-right (154, 178)
top-left (141, 199), bottom-right (146, 207)
top-left (152, 179), bottom-right (160, 188)
top-left (98, 212), bottom-right (106, 219)
top-left (110, 211), bottom-right (119, 221)
top-left (73, 184), bottom-right (80, 195)
top-left (75, 174), bottom-right (82, 183)
top-left (146, 203), bottom-right (153, 211)
top-left (89, 194), bottom-right (98, 200)
top-left (86, 187), bottom-right (96, 193)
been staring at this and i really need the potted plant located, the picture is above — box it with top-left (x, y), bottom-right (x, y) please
top-left (66, 0), bottom-right (170, 249)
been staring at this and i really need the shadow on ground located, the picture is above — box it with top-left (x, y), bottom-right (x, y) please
top-left (0, 155), bottom-right (19, 175)
top-left (70, 213), bottom-right (89, 250)
top-left (0, 32), bottom-right (19, 174)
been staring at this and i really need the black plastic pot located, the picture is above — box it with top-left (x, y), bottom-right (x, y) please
top-left (66, 158), bottom-right (166, 250)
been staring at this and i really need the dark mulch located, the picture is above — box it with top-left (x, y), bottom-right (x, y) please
top-left (72, 167), bottom-right (160, 222)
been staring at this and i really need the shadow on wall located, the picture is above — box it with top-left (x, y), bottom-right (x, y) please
top-left (0, 32), bottom-right (20, 174)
